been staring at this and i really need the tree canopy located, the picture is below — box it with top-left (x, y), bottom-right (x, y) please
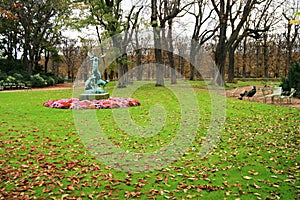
top-left (0, 0), bottom-right (71, 74)
top-left (0, 0), bottom-right (299, 85)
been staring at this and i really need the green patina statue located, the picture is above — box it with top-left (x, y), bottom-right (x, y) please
top-left (84, 52), bottom-right (109, 94)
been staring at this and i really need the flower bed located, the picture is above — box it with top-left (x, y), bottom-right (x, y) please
top-left (44, 97), bottom-right (140, 109)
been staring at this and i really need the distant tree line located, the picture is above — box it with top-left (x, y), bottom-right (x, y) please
top-left (0, 0), bottom-right (299, 87)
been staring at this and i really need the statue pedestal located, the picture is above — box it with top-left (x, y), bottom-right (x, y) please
top-left (80, 93), bottom-right (109, 100)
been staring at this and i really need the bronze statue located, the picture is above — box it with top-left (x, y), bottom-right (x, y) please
top-left (84, 52), bottom-right (109, 94)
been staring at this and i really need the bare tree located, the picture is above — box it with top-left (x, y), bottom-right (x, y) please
top-left (282, 0), bottom-right (300, 76)
top-left (188, 0), bottom-right (217, 81)
top-left (75, 0), bottom-right (143, 87)
top-left (61, 38), bottom-right (80, 82)
top-left (151, 0), bottom-right (164, 86)
top-left (252, 0), bottom-right (284, 78)
top-left (210, 0), bottom-right (278, 85)
top-left (175, 36), bottom-right (189, 78)
top-left (151, 0), bottom-right (192, 86)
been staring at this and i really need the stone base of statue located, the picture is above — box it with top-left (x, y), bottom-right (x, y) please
top-left (80, 93), bottom-right (109, 100)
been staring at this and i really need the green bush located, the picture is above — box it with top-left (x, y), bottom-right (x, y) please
top-left (12, 73), bottom-right (24, 81)
top-left (6, 75), bottom-right (16, 83)
top-left (280, 63), bottom-right (300, 97)
top-left (56, 76), bottom-right (64, 84)
top-left (41, 74), bottom-right (52, 86)
top-left (0, 72), bottom-right (7, 81)
top-left (43, 73), bottom-right (65, 85)
top-left (30, 74), bottom-right (47, 87)
top-left (280, 77), bottom-right (289, 91)
top-left (46, 76), bottom-right (56, 86)
top-left (0, 59), bottom-right (24, 72)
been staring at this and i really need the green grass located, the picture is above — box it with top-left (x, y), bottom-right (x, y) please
top-left (0, 81), bottom-right (299, 199)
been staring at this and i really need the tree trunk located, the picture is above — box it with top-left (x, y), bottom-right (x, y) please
top-left (275, 39), bottom-right (281, 78)
top-left (111, 35), bottom-right (126, 88)
top-left (67, 65), bottom-right (71, 80)
top-left (211, 0), bottom-right (227, 86)
top-left (136, 49), bottom-right (143, 81)
top-left (148, 64), bottom-right (151, 81)
top-left (213, 33), bottom-right (227, 86)
top-left (154, 29), bottom-right (164, 86)
top-left (117, 56), bottom-right (126, 88)
top-left (151, 0), bottom-right (164, 86)
top-left (135, 30), bottom-right (143, 81)
top-left (167, 20), bottom-right (176, 84)
top-left (189, 40), bottom-right (197, 81)
top-left (286, 23), bottom-right (292, 77)
top-left (227, 47), bottom-right (235, 83)
top-left (44, 50), bottom-right (50, 73)
top-left (242, 38), bottom-right (247, 78)
top-left (263, 34), bottom-right (269, 78)
top-left (122, 53), bottom-right (129, 84)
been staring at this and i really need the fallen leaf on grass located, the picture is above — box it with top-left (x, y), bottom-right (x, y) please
top-left (223, 181), bottom-right (230, 188)
top-left (67, 185), bottom-right (75, 191)
top-left (254, 193), bottom-right (261, 197)
top-left (242, 176), bottom-right (252, 180)
top-left (61, 194), bottom-right (69, 200)
top-left (253, 183), bottom-right (261, 189)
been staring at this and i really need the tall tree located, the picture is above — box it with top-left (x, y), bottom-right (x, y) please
top-left (252, 0), bottom-right (283, 79)
top-left (211, 0), bottom-right (275, 85)
top-left (189, 0), bottom-right (216, 81)
top-left (151, 0), bottom-right (164, 86)
top-left (0, 2), bottom-right (22, 60)
top-left (14, 0), bottom-right (70, 74)
top-left (74, 0), bottom-right (143, 88)
top-left (61, 38), bottom-right (80, 81)
top-left (152, 0), bottom-right (192, 86)
top-left (282, 1), bottom-right (300, 76)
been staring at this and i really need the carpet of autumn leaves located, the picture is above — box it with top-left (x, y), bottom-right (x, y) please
top-left (0, 82), bottom-right (299, 199)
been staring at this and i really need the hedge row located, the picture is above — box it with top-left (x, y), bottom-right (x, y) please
top-left (0, 72), bottom-right (64, 89)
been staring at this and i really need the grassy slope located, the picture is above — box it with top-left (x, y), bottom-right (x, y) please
top-left (0, 81), bottom-right (299, 199)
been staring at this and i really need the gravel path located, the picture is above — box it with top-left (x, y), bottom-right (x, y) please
top-left (227, 86), bottom-right (300, 110)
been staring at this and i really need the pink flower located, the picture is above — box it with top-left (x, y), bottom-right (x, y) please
top-left (44, 97), bottom-right (140, 109)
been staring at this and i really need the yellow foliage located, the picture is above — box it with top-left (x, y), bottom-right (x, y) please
top-left (289, 19), bottom-right (300, 24)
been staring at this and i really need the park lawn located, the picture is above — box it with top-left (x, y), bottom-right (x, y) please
top-left (0, 81), bottom-right (299, 199)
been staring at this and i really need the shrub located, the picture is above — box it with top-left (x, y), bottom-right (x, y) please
top-left (0, 72), bottom-right (7, 81)
top-left (6, 75), bottom-right (16, 83)
top-left (47, 77), bottom-right (56, 86)
top-left (30, 74), bottom-right (47, 87)
top-left (280, 63), bottom-right (300, 97)
top-left (56, 76), bottom-right (64, 84)
top-left (280, 77), bottom-right (289, 91)
top-left (12, 73), bottom-right (24, 81)
top-left (0, 59), bottom-right (24, 72)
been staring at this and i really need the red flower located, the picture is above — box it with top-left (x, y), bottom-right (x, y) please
top-left (44, 97), bottom-right (140, 109)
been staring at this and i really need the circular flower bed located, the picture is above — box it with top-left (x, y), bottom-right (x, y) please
top-left (44, 97), bottom-right (141, 109)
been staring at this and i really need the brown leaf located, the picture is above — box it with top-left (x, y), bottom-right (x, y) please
top-left (67, 185), bottom-right (75, 191)
top-left (155, 175), bottom-right (163, 182)
top-left (61, 194), bottom-right (69, 200)
top-left (223, 181), bottom-right (230, 188)
top-left (43, 188), bottom-right (51, 193)
top-left (242, 175), bottom-right (252, 180)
